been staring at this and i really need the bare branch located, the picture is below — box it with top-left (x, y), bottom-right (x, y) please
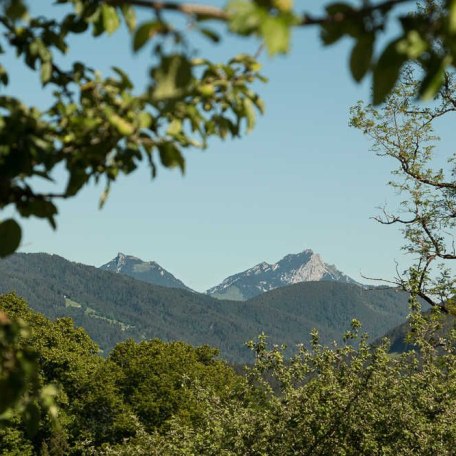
top-left (421, 218), bottom-right (456, 260)
top-left (371, 206), bottom-right (417, 225)
top-left (416, 290), bottom-right (448, 313)
top-left (360, 273), bottom-right (402, 287)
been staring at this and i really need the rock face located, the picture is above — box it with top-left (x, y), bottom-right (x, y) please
top-left (100, 253), bottom-right (191, 290)
top-left (206, 249), bottom-right (358, 300)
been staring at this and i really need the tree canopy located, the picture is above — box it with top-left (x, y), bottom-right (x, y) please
top-left (350, 67), bottom-right (456, 314)
top-left (1, 0), bottom-right (456, 255)
top-left (3, 293), bottom-right (456, 454)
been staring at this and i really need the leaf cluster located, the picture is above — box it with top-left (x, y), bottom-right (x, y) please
top-left (0, 293), bottom-right (245, 454)
top-left (0, 0), bottom-right (266, 256)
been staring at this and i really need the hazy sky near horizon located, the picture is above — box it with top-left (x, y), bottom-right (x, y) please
top-left (5, 1), bottom-right (436, 291)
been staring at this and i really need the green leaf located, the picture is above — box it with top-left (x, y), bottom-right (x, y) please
top-left (66, 169), bottom-right (88, 197)
top-left (252, 97), bottom-right (265, 114)
top-left (99, 185), bottom-right (110, 209)
top-left (18, 200), bottom-right (57, 220)
top-left (419, 57), bottom-right (451, 100)
top-left (158, 142), bottom-right (185, 173)
top-left (198, 27), bottom-right (221, 43)
top-left (243, 98), bottom-right (256, 131)
top-left (108, 113), bottom-right (135, 135)
top-left (350, 34), bottom-right (374, 82)
top-left (260, 15), bottom-right (291, 56)
top-left (64, 15), bottom-right (88, 34)
top-left (449, 0), bottom-right (456, 34)
top-left (0, 219), bottom-right (21, 257)
top-left (321, 4), bottom-right (357, 45)
top-left (137, 112), bottom-right (152, 129)
top-left (121, 4), bottom-right (136, 32)
top-left (396, 31), bottom-right (427, 59)
top-left (5, 0), bottom-right (27, 21)
top-left (227, 0), bottom-right (261, 36)
top-left (0, 65), bottom-right (9, 86)
top-left (133, 21), bottom-right (164, 52)
top-left (320, 23), bottom-right (345, 45)
top-left (40, 61), bottom-right (52, 84)
top-left (101, 4), bottom-right (120, 35)
top-left (151, 55), bottom-right (192, 100)
top-left (372, 39), bottom-right (406, 105)
top-left (112, 66), bottom-right (133, 89)
top-left (167, 119), bottom-right (182, 136)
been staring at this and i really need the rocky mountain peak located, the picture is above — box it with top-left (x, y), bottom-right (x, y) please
top-left (207, 249), bottom-right (358, 301)
top-left (100, 253), bottom-right (191, 291)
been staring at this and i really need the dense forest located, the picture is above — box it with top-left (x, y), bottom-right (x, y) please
top-left (2, 292), bottom-right (456, 455)
top-left (0, 253), bottom-right (413, 362)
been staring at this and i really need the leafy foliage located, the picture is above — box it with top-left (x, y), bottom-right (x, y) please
top-left (109, 339), bottom-right (243, 432)
top-left (1, 294), bottom-right (456, 454)
top-left (2, 0), bottom-right (456, 254)
top-left (380, 308), bottom-right (456, 352)
top-left (0, 293), bottom-right (243, 454)
top-left (0, 0), bottom-right (266, 256)
top-left (350, 68), bottom-right (456, 313)
top-left (94, 308), bottom-right (456, 456)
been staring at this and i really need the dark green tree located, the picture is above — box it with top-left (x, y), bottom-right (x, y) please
top-left (0, 293), bottom-right (135, 453)
top-left (109, 338), bottom-right (245, 431)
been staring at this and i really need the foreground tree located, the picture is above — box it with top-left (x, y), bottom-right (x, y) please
top-left (350, 68), bottom-right (455, 312)
top-left (5, 292), bottom-right (456, 455)
top-left (93, 317), bottom-right (456, 456)
top-left (0, 294), bottom-right (249, 454)
top-left (2, 0), bottom-right (456, 255)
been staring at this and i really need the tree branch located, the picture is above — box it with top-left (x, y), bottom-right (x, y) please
top-left (106, 0), bottom-right (413, 25)
top-left (421, 218), bottom-right (456, 260)
top-left (106, 0), bottom-right (229, 20)
top-left (371, 206), bottom-right (417, 225)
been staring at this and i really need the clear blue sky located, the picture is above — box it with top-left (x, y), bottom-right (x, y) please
top-left (5, 1), bottom-right (419, 291)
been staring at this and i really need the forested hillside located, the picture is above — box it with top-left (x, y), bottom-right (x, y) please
top-left (0, 253), bottom-right (412, 362)
top-left (2, 293), bottom-right (456, 455)
top-left (247, 281), bottom-right (413, 344)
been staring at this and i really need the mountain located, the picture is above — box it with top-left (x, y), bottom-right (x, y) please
top-left (100, 252), bottom-right (191, 290)
top-left (245, 281), bottom-right (411, 347)
top-left (207, 249), bottom-right (359, 300)
top-left (0, 253), bottom-right (410, 363)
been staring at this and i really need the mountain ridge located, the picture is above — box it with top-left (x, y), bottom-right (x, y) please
top-left (207, 249), bottom-right (359, 300)
top-left (0, 252), bottom-right (409, 363)
top-left (100, 252), bottom-right (192, 291)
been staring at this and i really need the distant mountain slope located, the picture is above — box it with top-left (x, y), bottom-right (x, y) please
top-left (0, 253), bottom-right (254, 360)
top-left (246, 281), bottom-right (411, 344)
top-left (0, 253), bottom-right (410, 363)
top-left (100, 252), bottom-right (191, 290)
top-left (207, 249), bottom-right (359, 300)
top-left (380, 309), bottom-right (453, 353)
